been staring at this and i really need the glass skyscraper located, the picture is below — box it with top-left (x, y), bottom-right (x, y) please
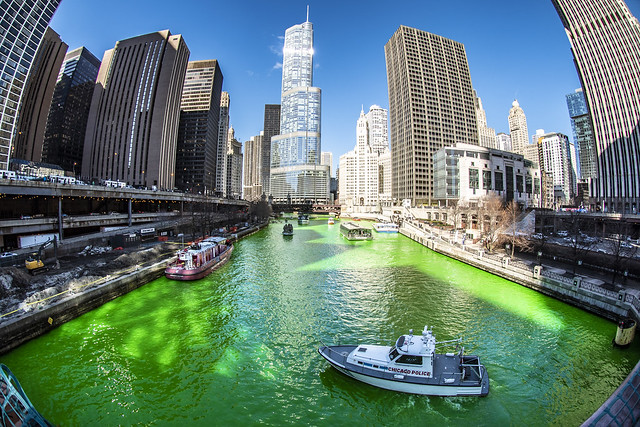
top-left (565, 89), bottom-right (596, 180)
top-left (0, 0), bottom-right (61, 170)
top-left (553, 0), bottom-right (640, 213)
top-left (270, 16), bottom-right (329, 204)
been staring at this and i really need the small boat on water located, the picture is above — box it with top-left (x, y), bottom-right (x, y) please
top-left (298, 214), bottom-right (309, 224)
top-left (372, 222), bottom-right (399, 233)
top-left (328, 218), bottom-right (335, 225)
top-left (340, 221), bottom-right (373, 241)
top-left (318, 326), bottom-right (489, 397)
top-left (165, 236), bottom-right (233, 281)
top-left (283, 223), bottom-right (294, 236)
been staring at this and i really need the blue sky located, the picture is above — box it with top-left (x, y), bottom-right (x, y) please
top-left (50, 0), bottom-right (640, 173)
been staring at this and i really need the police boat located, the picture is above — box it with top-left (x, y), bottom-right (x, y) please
top-left (318, 326), bottom-right (489, 396)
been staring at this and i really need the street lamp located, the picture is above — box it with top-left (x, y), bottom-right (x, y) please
top-left (537, 250), bottom-right (542, 265)
top-left (505, 243), bottom-right (511, 256)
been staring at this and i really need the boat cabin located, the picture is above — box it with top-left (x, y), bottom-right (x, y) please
top-left (340, 222), bottom-right (373, 241)
top-left (347, 327), bottom-right (437, 378)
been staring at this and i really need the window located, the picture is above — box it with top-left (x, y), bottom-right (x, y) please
top-left (389, 348), bottom-right (400, 361)
top-left (396, 355), bottom-right (423, 365)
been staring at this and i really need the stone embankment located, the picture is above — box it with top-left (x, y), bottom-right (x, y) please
top-left (0, 221), bottom-right (268, 356)
top-left (400, 220), bottom-right (640, 426)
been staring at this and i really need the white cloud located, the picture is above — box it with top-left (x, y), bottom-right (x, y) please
top-left (273, 62), bottom-right (283, 70)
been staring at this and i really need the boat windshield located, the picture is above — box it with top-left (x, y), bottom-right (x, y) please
top-left (389, 347), bottom-right (399, 361)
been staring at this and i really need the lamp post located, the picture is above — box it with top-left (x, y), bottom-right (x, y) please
top-left (505, 243), bottom-right (511, 257)
top-left (537, 250), bottom-right (542, 265)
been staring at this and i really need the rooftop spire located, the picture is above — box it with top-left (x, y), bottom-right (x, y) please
top-left (306, 5), bottom-right (309, 22)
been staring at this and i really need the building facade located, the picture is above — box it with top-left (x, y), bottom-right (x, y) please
top-left (566, 88), bottom-right (596, 180)
top-left (536, 131), bottom-right (575, 207)
top-left (496, 132), bottom-right (512, 152)
top-left (82, 30), bottom-right (189, 189)
top-left (507, 99), bottom-right (529, 155)
top-left (216, 91), bottom-right (230, 196)
top-left (433, 142), bottom-right (541, 208)
top-left (262, 104), bottom-right (280, 197)
top-left (474, 90), bottom-right (496, 149)
top-left (385, 26), bottom-right (478, 205)
top-left (0, 0), bottom-right (61, 170)
top-left (12, 26), bottom-right (67, 163)
top-left (243, 133), bottom-right (263, 201)
top-left (42, 46), bottom-right (100, 174)
top-left (226, 126), bottom-right (242, 199)
top-left (270, 17), bottom-right (329, 204)
top-left (552, 0), bottom-right (640, 213)
top-left (175, 60), bottom-right (223, 194)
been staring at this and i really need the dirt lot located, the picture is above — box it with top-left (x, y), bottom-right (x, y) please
top-left (0, 243), bottom-right (176, 321)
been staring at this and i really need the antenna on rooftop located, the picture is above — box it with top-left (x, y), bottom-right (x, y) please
top-left (306, 5), bottom-right (309, 22)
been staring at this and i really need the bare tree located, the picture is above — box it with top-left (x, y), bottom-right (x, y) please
top-left (563, 211), bottom-right (597, 274)
top-left (605, 219), bottom-right (638, 285)
top-left (478, 194), bottom-right (504, 252)
top-left (498, 200), bottom-right (533, 257)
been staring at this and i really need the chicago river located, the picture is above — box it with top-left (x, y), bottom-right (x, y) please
top-left (1, 219), bottom-right (638, 425)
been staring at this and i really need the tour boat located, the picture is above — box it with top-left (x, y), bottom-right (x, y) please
top-left (165, 236), bottom-right (233, 281)
top-left (298, 214), bottom-right (309, 224)
top-left (328, 218), bottom-right (335, 225)
top-left (340, 221), bottom-right (373, 241)
top-left (372, 222), bottom-right (399, 233)
top-left (318, 326), bottom-right (489, 397)
top-left (282, 223), bottom-right (294, 236)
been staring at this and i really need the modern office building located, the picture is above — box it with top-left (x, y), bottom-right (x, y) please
top-left (270, 15), bottom-right (329, 204)
top-left (226, 126), bottom-right (243, 199)
top-left (82, 30), bottom-right (189, 189)
top-left (385, 25), bottom-right (478, 205)
top-left (536, 131), bottom-right (575, 206)
top-left (11, 26), bottom-right (66, 163)
top-left (552, 0), bottom-right (640, 213)
top-left (215, 91), bottom-right (230, 196)
top-left (496, 132), bottom-right (512, 152)
top-left (565, 88), bottom-right (596, 180)
top-left (175, 60), bottom-right (223, 194)
top-left (42, 47), bottom-right (100, 173)
top-left (433, 142), bottom-right (541, 208)
top-left (321, 151), bottom-right (333, 178)
top-left (243, 132), bottom-right (263, 201)
top-left (366, 104), bottom-right (389, 155)
top-left (474, 90), bottom-right (496, 149)
top-left (0, 0), bottom-right (62, 170)
top-left (508, 99), bottom-right (529, 155)
top-left (262, 104), bottom-right (280, 196)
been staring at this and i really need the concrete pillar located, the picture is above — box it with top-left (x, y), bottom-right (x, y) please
top-left (58, 196), bottom-right (63, 241)
top-left (573, 277), bottom-right (582, 288)
top-left (533, 265), bottom-right (543, 279)
top-left (128, 199), bottom-right (132, 226)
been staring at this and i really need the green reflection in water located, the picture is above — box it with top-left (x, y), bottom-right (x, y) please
top-left (1, 219), bottom-right (639, 426)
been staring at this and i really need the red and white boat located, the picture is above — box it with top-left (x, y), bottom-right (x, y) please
top-left (165, 236), bottom-right (233, 281)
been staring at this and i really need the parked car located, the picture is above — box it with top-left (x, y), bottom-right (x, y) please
top-left (0, 252), bottom-right (17, 258)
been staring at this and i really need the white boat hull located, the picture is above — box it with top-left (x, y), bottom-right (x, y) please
top-left (331, 363), bottom-right (484, 396)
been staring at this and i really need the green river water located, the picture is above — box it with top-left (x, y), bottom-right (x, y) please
top-left (2, 219), bottom-right (639, 426)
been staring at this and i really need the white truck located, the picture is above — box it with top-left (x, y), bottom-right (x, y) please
top-left (18, 233), bottom-right (60, 249)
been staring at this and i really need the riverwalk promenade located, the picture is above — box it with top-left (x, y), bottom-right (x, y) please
top-left (399, 219), bottom-right (640, 426)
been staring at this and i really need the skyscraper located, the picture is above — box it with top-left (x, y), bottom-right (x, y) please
top-left (226, 126), bottom-right (243, 199)
top-left (262, 104), bottom-right (280, 196)
top-left (385, 26), bottom-right (478, 204)
top-left (0, 0), bottom-right (61, 170)
top-left (474, 90), bottom-right (496, 149)
top-left (565, 89), bottom-right (596, 180)
top-left (552, 0), bottom-right (640, 213)
top-left (175, 60), bottom-right (223, 194)
top-left (270, 14), bottom-right (329, 204)
top-left (321, 151), bottom-right (333, 178)
top-left (537, 131), bottom-right (575, 206)
top-left (216, 91), bottom-right (230, 196)
top-left (42, 47), bottom-right (101, 173)
top-left (508, 99), bottom-right (529, 155)
top-left (12, 26), bottom-right (67, 163)
top-left (365, 105), bottom-right (389, 155)
top-left (243, 133), bottom-right (263, 201)
top-left (82, 30), bottom-right (189, 189)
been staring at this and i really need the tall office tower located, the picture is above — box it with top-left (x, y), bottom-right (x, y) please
top-left (42, 47), bottom-right (100, 173)
top-left (226, 126), bottom-right (243, 199)
top-left (243, 133), bottom-right (263, 201)
top-left (82, 30), bottom-right (189, 189)
top-left (321, 151), bottom-right (333, 178)
top-left (538, 131), bottom-right (575, 206)
top-left (339, 106), bottom-right (391, 210)
top-left (175, 60), bottom-right (223, 194)
top-left (508, 99), bottom-right (529, 155)
top-left (0, 0), bottom-right (61, 170)
top-left (565, 89), bottom-right (596, 180)
top-left (552, 0), bottom-right (640, 213)
top-left (385, 26), bottom-right (478, 205)
top-left (11, 26), bottom-right (67, 162)
top-left (474, 90), bottom-right (496, 149)
top-left (365, 104), bottom-right (389, 155)
top-left (215, 91), bottom-right (230, 196)
top-left (496, 132), bottom-right (512, 152)
top-left (270, 15), bottom-right (329, 204)
top-left (262, 104), bottom-right (280, 196)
